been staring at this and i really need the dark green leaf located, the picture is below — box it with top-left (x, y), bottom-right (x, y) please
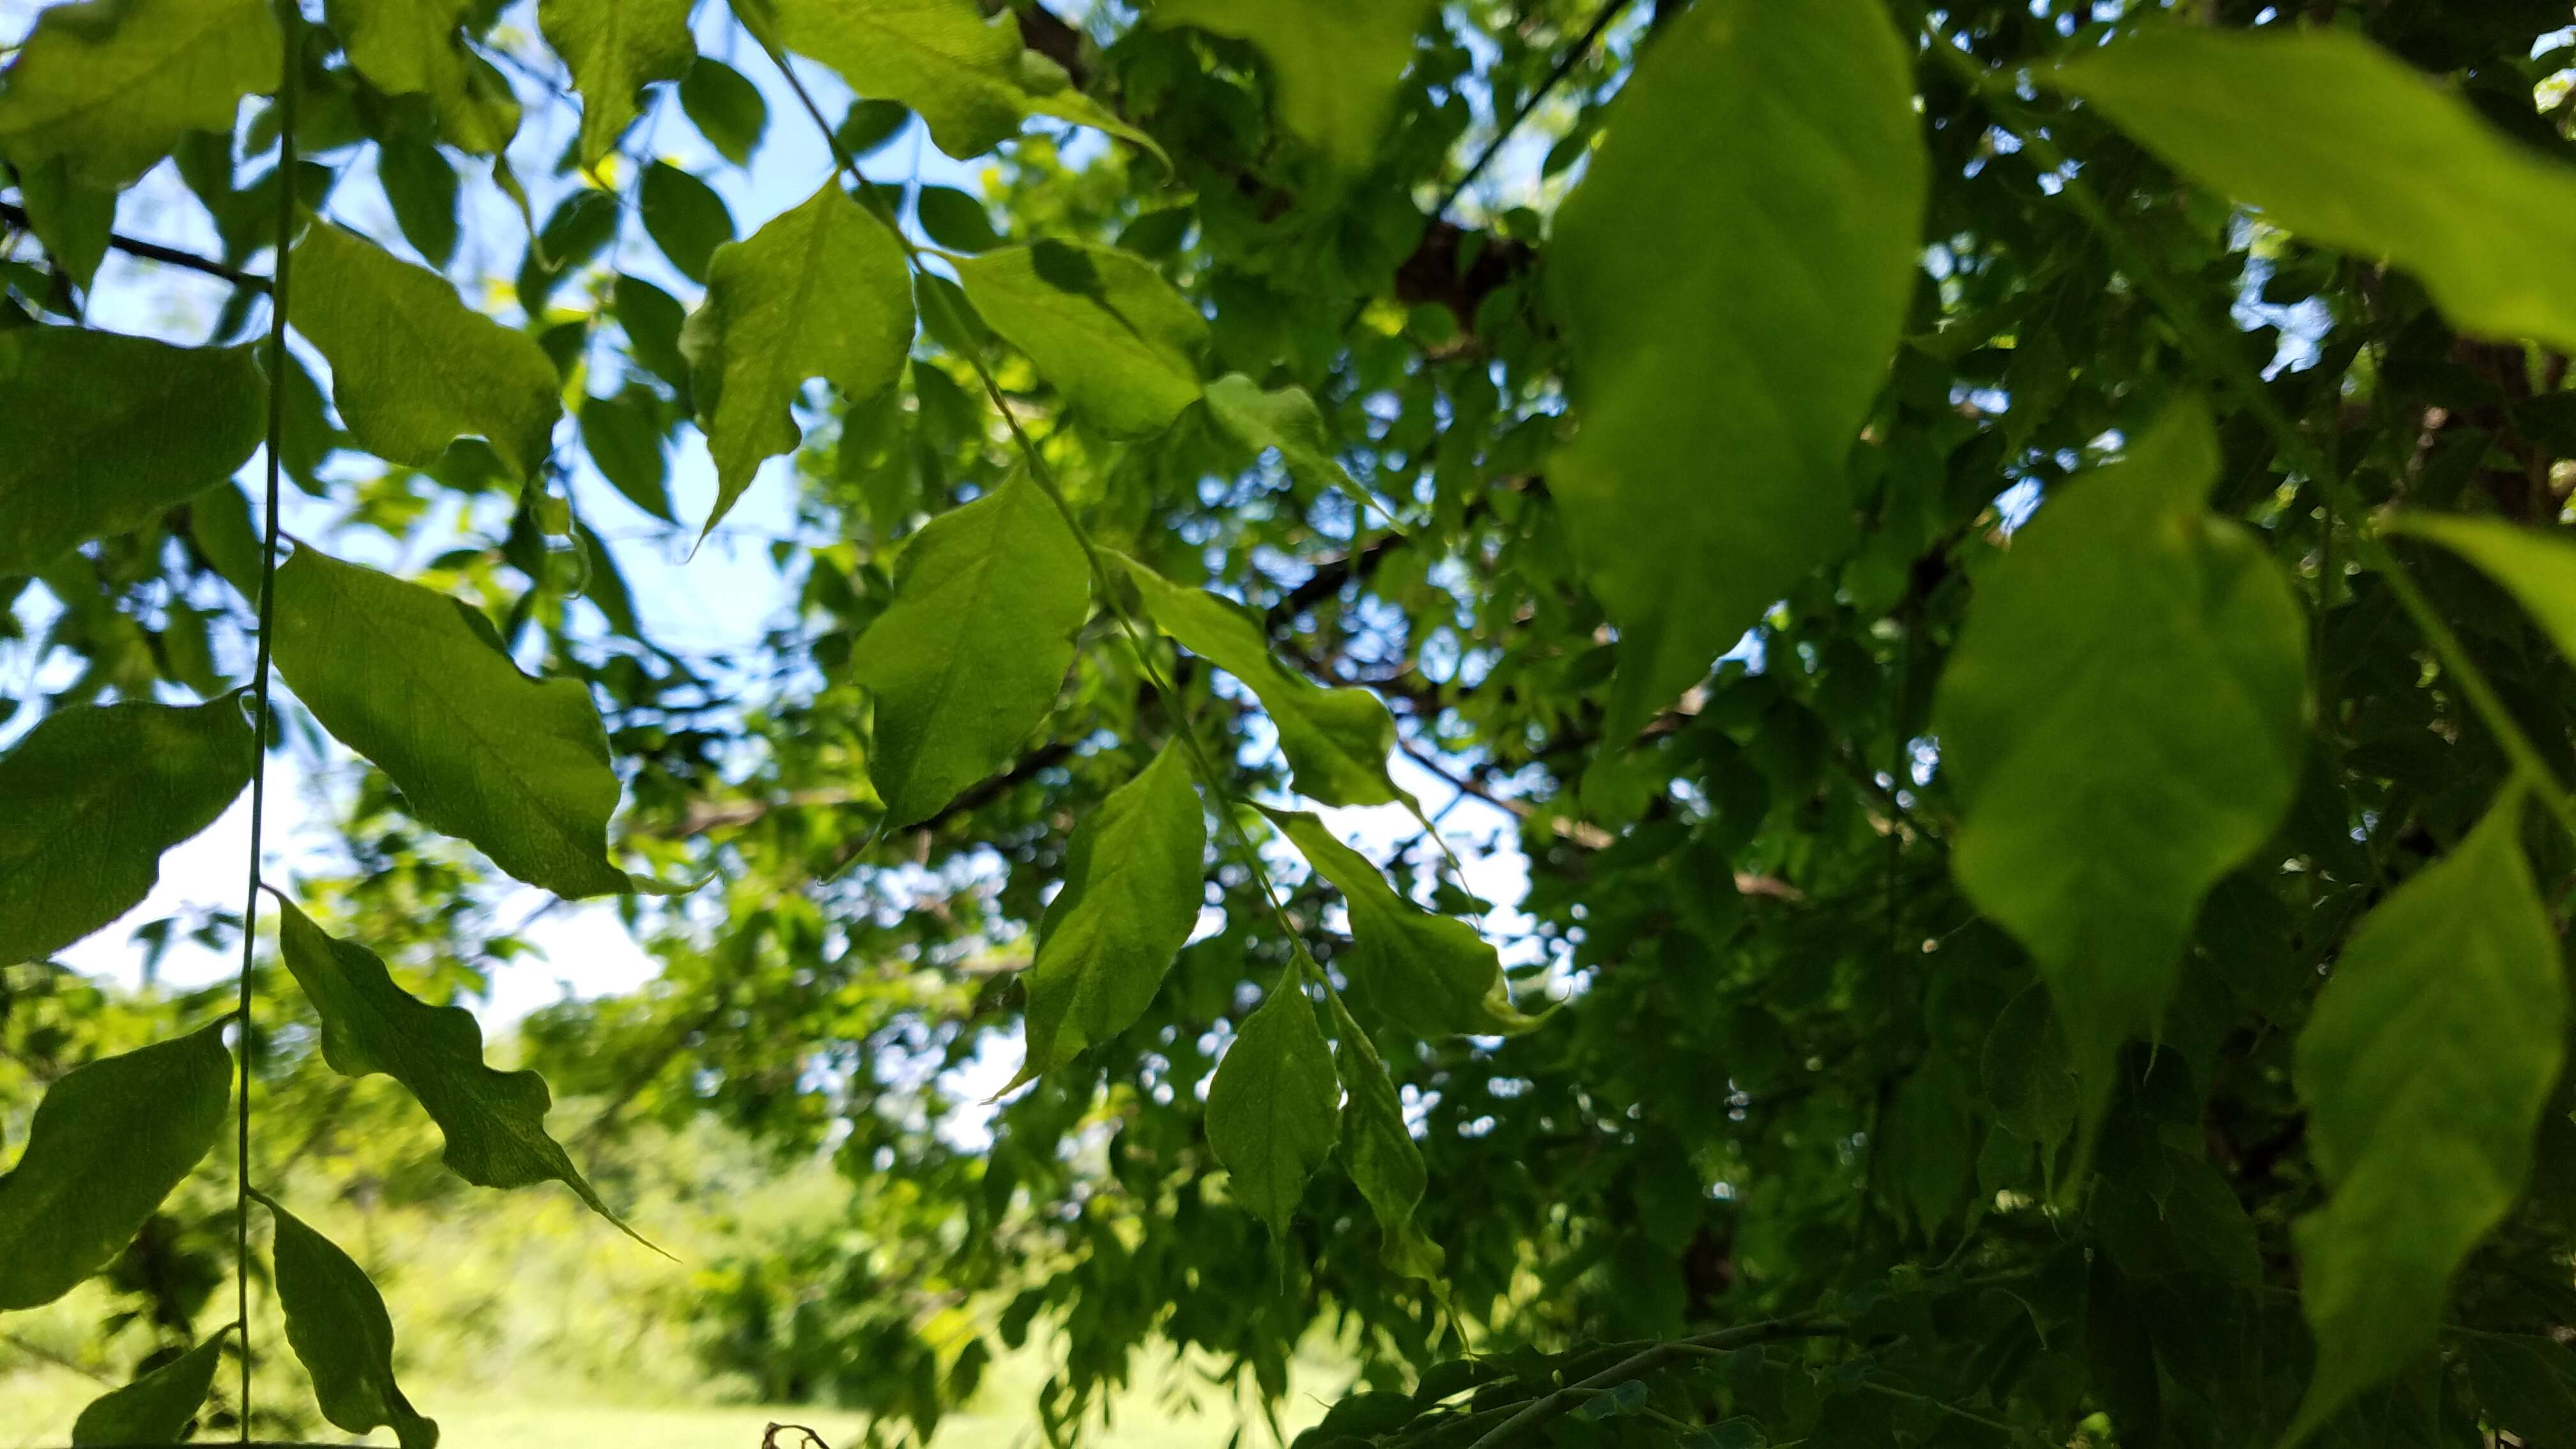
top-left (0, 696), bottom-right (254, 965)
top-left (956, 241), bottom-right (1206, 436)
top-left (579, 387), bottom-right (676, 522)
top-left (325, 0), bottom-right (515, 155)
top-left (0, 0), bottom-right (280, 186)
top-left (1326, 990), bottom-right (1441, 1280)
top-left (258, 1190), bottom-right (439, 1449)
top-left (1202, 372), bottom-right (1371, 508)
top-left (377, 132), bottom-right (461, 269)
top-left (1207, 971), bottom-right (1338, 1237)
top-left (834, 98), bottom-right (908, 158)
top-left (611, 272), bottom-right (691, 394)
top-left (71, 1325), bottom-right (233, 1446)
top-left (2286, 792), bottom-right (2565, 1441)
top-left (679, 56), bottom-right (769, 166)
top-left (640, 160), bottom-right (735, 284)
top-left (0, 328), bottom-right (267, 573)
top-left (15, 157), bottom-right (116, 291)
top-left (916, 183), bottom-right (1001, 252)
top-left (270, 546), bottom-right (634, 897)
top-left (0, 1023), bottom-right (232, 1309)
top-left (1149, 0), bottom-right (1435, 169)
top-left (2389, 513), bottom-right (2576, 669)
top-left (848, 475), bottom-right (1089, 825)
top-left (1547, 0), bottom-right (1927, 740)
top-left (538, 0), bottom-right (695, 166)
top-left (2465, 1335), bottom-right (2576, 1449)
top-left (1882, 1052), bottom-right (1974, 1238)
top-left (1981, 984), bottom-right (2076, 1156)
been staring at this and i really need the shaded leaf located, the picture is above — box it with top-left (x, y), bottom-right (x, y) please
top-left (15, 157), bottom-right (115, 291)
top-left (579, 387), bottom-right (675, 523)
top-left (2285, 792), bottom-right (2566, 1441)
top-left (1202, 372), bottom-right (1392, 521)
top-left (915, 183), bottom-right (1000, 252)
top-left (2464, 1335), bottom-right (2576, 1449)
top-left (1112, 553), bottom-right (1402, 808)
top-left (0, 0), bottom-right (280, 187)
top-left (1149, 0), bottom-right (1435, 169)
top-left (848, 475), bottom-right (1089, 826)
top-left (0, 696), bottom-right (254, 965)
top-left (271, 546), bottom-right (633, 897)
top-left (71, 1325), bottom-right (234, 1446)
top-left (955, 240), bottom-right (1206, 436)
top-left (679, 56), bottom-right (767, 165)
top-left (377, 132), bottom-right (461, 268)
top-left (325, 0), bottom-right (515, 153)
top-left (258, 1190), bottom-right (439, 1449)
top-left (1268, 809), bottom-right (1537, 1037)
top-left (680, 181), bottom-right (912, 537)
top-left (1326, 990), bottom-right (1441, 1280)
top-left (640, 159), bottom-right (735, 284)
top-left (2390, 512), bottom-right (2576, 668)
top-left (539, 0), bottom-right (695, 166)
top-left (1207, 972), bottom-right (1338, 1236)
top-left (0, 1023), bottom-right (232, 1310)
top-left (1981, 984), bottom-right (2076, 1155)
top-left (2053, 26), bottom-right (2576, 355)
top-left (1935, 399), bottom-right (2306, 1098)
top-left (1882, 1052), bottom-right (1974, 1238)
top-left (0, 328), bottom-right (266, 573)
top-left (1547, 0), bottom-right (1926, 740)
top-left (290, 220), bottom-right (562, 481)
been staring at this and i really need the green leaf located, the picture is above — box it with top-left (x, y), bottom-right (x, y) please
top-left (1546, 0), bottom-right (1926, 740)
top-left (2388, 513), bottom-right (2576, 668)
top-left (15, 157), bottom-right (116, 291)
top-left (750, 0), bottom-right (1146, 161)
top-left (377, 133), bottom-right (461, 268)
top-left (2051, 26), bottom-right (2576, 356)
top-left (270, 546), bottom-right (634, 898)
top-left (0, 0), bottom-right (280, 187)
top-left (1207, 971), bottom-right (1339, 1237)
top-left (2285, 792), bottom-right (2566, 1442)
top-left (1149, 0), bottom-right (1434, 170)
top-left (1201, 373), bottom-right (1383, 514)
top-left (611, 272), bottom-right (691, 395)
top-left (537, 0), bottom-right (695, 166)
top-left (1266, 809), bottom-right (1538, 1038)
top-left (323, 0), bottom-right (516, 155)
top-left (1326, 990), bottom-right (1441, 1280)
top-left (679, 56), bottom-right (768, 165)
top-left (0, 1023), bottom-right (232, 1310)
top-left (848, 475), bottom-right (1090, 826)
top-left (273, 896), bottom-right (631, 1231)
top-left (1881, 1051), bottom-right (1974, 1238)
top-left (257, 1190), bottom-right (440, 1449)
top-left (0, 696), bottom-right (254, 965)
top-left (579, 387), bottom-right (676, 523)
top-left (640, 160), bottom-right (735, 284)
top-left (1981, 983), bottom-right (2076, 1156)
top-left (1934, 399), bottom-right (2307, 1098)
top-left (71, 1325), bottom-right (234, 1446)
top-left (2465, 1335), bottom-right (2576, 1449)
top-left (1111, 553), bottom-right (1403, 808)
top-left (915, 184), bottom-right (1000, 252)
top-left (290, 220), bottom-right (563, 482)
top-left (0, 328), bottom-right (267, 573)
top-left (679, 181), bottom-right (913, 538)
top-left (1009, 743), bottom-right (1206, 1088)
top-left (954, 241), bottom-right (1206, 436)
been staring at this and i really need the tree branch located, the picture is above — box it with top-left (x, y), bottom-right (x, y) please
top-left (0, 201), bottom-right (270, 292)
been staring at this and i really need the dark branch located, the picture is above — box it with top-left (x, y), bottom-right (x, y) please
top-left (0, 200), bottom-right (270, 292)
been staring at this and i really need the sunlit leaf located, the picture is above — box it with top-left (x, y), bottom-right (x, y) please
top-left (956, 240), bottom-right (1206, 437)
top-left (71, 1324), bottom-right (233, 1446)
top-left (2053, 25), bottom-right (2576, 355)
top-left (0, 696), bottom-right (254, 965)
top-left (538, 0), bottom-right (696, 166)
top-left (1207, 971), bottom-right (1338, 1237)
top-left (1547, 0), bottom-right (1926, 740)
top-left (1935, 399), bottom-right (2306, 1099)
top-left (2285, 792), bottom-right (2565, 1441)
top-left (259, 1190), bottom-right (440, 1449)
top-left (1201, 373), bottom-right (1380, 512)
top-left (1009, 743), bottom-right (1206, 1088)
top-left (1149, 0), bottom-right (1434, 169)
top-left (0, 1023), bottom-right (232, 1310)
top-left (324, 0), bottom-right (516, 154)
top-left (848, 475), bottom-right (1090, 827)
top-left (1267, 809), bottom-right (1537, 1037)
top-left (271, 546), bottom-right (634, 898)
top-left (0, 0), bottom-right (280, 187)
top-left (1326, 990), bottom-right (1441, 1280)
top-left (1112, 553), bottom-right (1403, 809)
top-left (680, 180), bottom-right (912, 537)
top-left (290, 219), bottom-right (563, 481)
top-left (0, 328), bottom-right (266, 574)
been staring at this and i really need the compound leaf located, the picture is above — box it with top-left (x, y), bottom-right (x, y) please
top-left (0, 1023), bottom-right (232, 1310)
top-left (848, 475), bottom-right (1089, 827)
top-left (290, 220), bottom-right (563, 481)
top-left (71, 1325), bottom-right (234, 1446)
top-left (1935, 399), bottom-right (2307, 1100)
top-left (0, 328), bottom-right (266, 574)
top-left (538, 0), bottom-right (696, 166)
top-left (259, 1190), bottom-right (439, 1449)
top-left (0, 696), bottom-right (254, 965)
top-left (271, 546), bottom-right (633, 898)
top-left (956, 241), bottom-right (1206, 437)
top-left (1010, 744), bottom-right (1206, 1088)
top-left (2285, 792), bottom-right (2566, 1441)
top-left (680, 181), bottom-right (912, 537)
top-left (0, 0), bottom-right (280, 187)
top-left (2053, 26), bottom-right (2576, 355)
top-left (1207, 972), bottom-right (1338, 1238)
top-left (1547, 0), bottom-right (1926, 741)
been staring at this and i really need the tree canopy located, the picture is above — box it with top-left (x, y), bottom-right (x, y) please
top-left (10, 0), bottom-right (2576, 1445)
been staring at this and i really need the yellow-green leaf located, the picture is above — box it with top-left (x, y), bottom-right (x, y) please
top-left (2052, 26), bottom-right (2576, 356)
top-left (680, 181), bottom-right (912, 537)
top-left (71, 1325), bottom-right (234, 1446)
top-left (290, 220), bottom-right (563, 481)
top-left (0, 0), bottom-right (280, 187)
top-left (848, 475), bottom-right (1090, 826)
top-left (0, 696), bottom-right (254, 965)
top-left (0, 1024), bottom-right (232, 1310)
top-left (271, 546), bottom-right (634, 898)
top-left (956, 241), bottom-right (1206, 437)
top-left (0, 328), bottom-right (266, 574)
top-left (1149, 0), bottom-right (1434, 170)
top-left (538, 0), bottom-right (696, 166)
top-left (324, 0), bottom-right (516, 154)
top-left (258, 1190), bottom-right (439, 1449)
top-left (1547, 0), bottom-right (1926, 740)
top-left (1935, 399), bottom-right (2306, 1100)
top-left (2285, 792), bottom-right (2566, 1443)
top-left (1207, 971), bottom-right (1338, 1237)
top-left (1010, 743), bottom-right (1207, 1088)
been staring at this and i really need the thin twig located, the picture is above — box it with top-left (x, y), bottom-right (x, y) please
top-left (1432, 0), bottom-right (1637, 220)
top-left (0, 200), bottom-right (270, 291)
top-left (1467, 1317), bottom-right (1847, 1449)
